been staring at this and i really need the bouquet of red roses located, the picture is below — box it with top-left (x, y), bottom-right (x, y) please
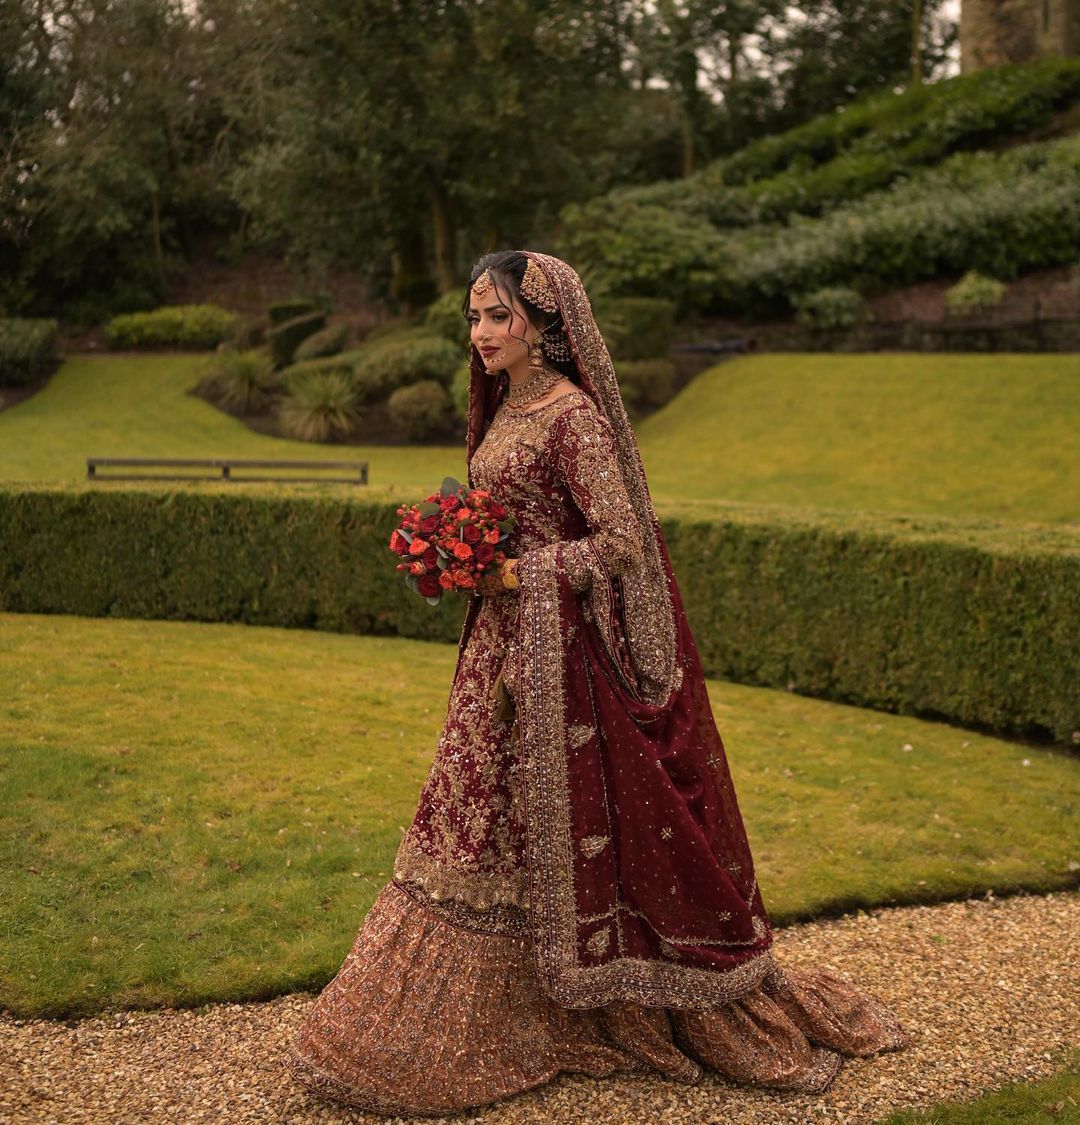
top-left (389, 476), bottom-right (516, 605)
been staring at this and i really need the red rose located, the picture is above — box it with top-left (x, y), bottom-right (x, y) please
top-left (462, 522), bottom-right (481, 544)
top-left (389, 530), bottom-right (409, 556)
top-left (417, 574), bottom-right (441, 598)
top-left (441, 495), bottom-right (462, 513)
top-left (490, 502), bottom-right (507, 518)
top-left (422, 546), bottom-right (439, 569)
top-left (475, 542), bottom-right (495, 564)
top-left (420, 514), bottom-right (440, 535)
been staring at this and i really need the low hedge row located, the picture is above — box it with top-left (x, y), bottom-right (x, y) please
top-left (0, 485), bottom-right (1075, 745)
top-left (103, 304), bottom-right (239, 349)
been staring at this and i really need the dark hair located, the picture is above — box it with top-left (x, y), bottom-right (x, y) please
top-left (462, 250), bottom-right (579, 383)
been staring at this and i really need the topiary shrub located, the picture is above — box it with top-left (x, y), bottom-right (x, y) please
top-left (268, 298), bottom-right (320, 325)
top-left (945, 270), bottom-right (1007, 315)
top-left (793, 286), bottom-right (868, 330)
top-left (387, 379), bottom-right (451, 441)
top-left (0, 318), bottom-right (59, 386)
top-left (277, 370), bottom-right (360, 442)
top-left (293, 321), bottom-right (350, 362)
top-left (424, 291), bottom-right (469, 345)
top-left (104, 304), bottom-right (238, 349)
top-left (351, 333), bottom-right (460, 397)
top-left (614, 358), bottom-right (678, 412)
top-left (267, 311), bottom-right (327, 369)
top-left (206, 348), bottom-right (277, 414)
top-left (594, 297), bottom-right (676, 359)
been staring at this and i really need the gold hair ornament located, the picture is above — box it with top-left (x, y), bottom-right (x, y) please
top-left (519, 258), bottom-right (559, 313)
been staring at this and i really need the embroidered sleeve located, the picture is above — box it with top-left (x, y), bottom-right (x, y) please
top-left (519, 403), bottom-right (645, 593)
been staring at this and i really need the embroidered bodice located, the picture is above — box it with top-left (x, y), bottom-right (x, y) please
top-left (468, 388), bottom-right (644, 592)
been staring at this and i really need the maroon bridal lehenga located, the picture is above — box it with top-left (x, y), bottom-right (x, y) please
top-left (286, 253), bottom-right (912, 1117)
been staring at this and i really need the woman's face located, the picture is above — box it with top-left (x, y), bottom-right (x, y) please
top-left (466, 277), bottom-right (537, 374)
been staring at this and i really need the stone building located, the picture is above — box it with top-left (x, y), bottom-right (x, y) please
top-left (960, 0), bottom-right (1080, 71)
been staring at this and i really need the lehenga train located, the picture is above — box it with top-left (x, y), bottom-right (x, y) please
top-left (285, 382), bottom-right (912, 1117)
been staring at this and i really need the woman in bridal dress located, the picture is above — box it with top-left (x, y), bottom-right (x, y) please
top-left (286, 249), bottom-right (912, 1116)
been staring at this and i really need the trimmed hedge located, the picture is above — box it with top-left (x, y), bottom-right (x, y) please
top-left (267, 311), bottom-right (327, 369)
top-left (1, 486), bottom-right (1076, 745)
top-left (0, 318), bottom-right (59, 386)
top-left (103, 305), bottom-right (238, 350)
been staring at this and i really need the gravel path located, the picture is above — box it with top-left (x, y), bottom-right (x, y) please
top-left (2, 889), bottom-right (1077, 1124)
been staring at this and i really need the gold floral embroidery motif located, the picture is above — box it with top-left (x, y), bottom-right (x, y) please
top-left (579, 834), bottom-right (609, 859)
top-left (586, 926), bottom-right (611, 956)
top-left (567, 723), bottom-right (595, 748)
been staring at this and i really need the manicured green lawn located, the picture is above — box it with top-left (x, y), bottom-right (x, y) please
top-left (0, 353), bottom-right (465, 497)
top-left (2, 611), bottom-right (1076, 1019)
top-left (875, 1047), bottom-right (1080, 1123)
top-left (1, 352), bottom-right (1077, 523)
top-left (638, 352), bottom-right (1080, 524)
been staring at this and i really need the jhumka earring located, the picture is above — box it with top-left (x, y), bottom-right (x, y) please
top-left (527, 334), bottom-right (545, 373)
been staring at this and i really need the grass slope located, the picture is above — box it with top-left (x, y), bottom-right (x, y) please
top-left (0, 353), bottom-right (466, 497)
top-left (638, 353), bottom-right (1080, 524)
top-left (2, 612), bottom-right (1076, 1018)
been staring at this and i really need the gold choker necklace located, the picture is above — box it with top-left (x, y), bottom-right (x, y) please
top-left (505, 364), bottom-right (563, 409)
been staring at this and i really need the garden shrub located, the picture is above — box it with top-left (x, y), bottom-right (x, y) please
top-left (450, 362), bottom-right (471, 421)
top-left (206, 349), bottom-right (277, 413)
top-left (614, 358), bottom-right (677, 411)
top-left (279, 353), bottom-right (357, 393)
top-left (945, 271), bottom-right (1007, 314)
top-left (594, 297), bottom-right (676, 360)
top-left (267, 311), bottom-right (327, 369)
top-left (386, 379), bottom-right (451, 441)
top-left (793, 287), bottom-right (868, 330)
top-left (0, 318), bottom-right (59, 386)
top-left (293, 322), bottom-right (350, 362)
top-left (104, 305), bottom-right (238, 349)
top-left (1, 486), bottom-right (1075, 744)
top-left (350, 333), bottom-right (459, 396)
top-left (277, 370), bottom-right (360, 441)
top-left (222, 316), bottom-right (265, 350)
top-left (424, 291), bottom-right (469, 345)
top-left (268, 298), bottom-right (321, 325)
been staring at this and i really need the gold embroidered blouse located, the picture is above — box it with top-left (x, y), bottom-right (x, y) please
top-left (468, 388), bottom-right (645, 593)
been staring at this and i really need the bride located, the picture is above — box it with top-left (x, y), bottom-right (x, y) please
top-left (286, 250), bottom-right (911, 1116)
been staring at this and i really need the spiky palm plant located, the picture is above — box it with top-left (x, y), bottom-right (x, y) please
top-left (277, 370), bottom-right (361, 442)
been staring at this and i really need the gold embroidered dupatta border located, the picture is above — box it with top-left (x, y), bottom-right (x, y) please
top-left (515, 542), bottom-right (779, 1011)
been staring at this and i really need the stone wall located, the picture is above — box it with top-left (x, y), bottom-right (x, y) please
top-left (961, 0), bottom-right (1080, 71)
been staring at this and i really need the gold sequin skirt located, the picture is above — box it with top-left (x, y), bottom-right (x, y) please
top-left (285, 881), bottom-right (912, 1118)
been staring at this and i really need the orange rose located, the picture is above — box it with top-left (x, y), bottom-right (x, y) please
top-left (484, 528), bottom-right (499, 544)
top-left (408, 538), bottom-right (428, 556)
top-left (452, 541), bottom-right (474, 560)
top-left (438, 571), bottom-right (455, 590)
top-left (454, 571), bottom-right (476, 589)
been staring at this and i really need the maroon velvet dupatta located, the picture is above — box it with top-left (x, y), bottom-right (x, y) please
top-left (464, 252), bottom-right (780, 1012)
